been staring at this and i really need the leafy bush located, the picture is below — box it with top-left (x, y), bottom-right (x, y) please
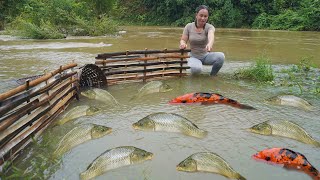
top-left (7, 17), bottom-right (65, 39)
top-left (4, 0), bottom-right (119, 39)
top-left (234, 56), bottom-right (274, 82)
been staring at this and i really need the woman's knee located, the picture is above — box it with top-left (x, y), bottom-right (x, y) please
top-left (190, 66), bottom-right (202, 74)
top-left (188, 57), bottom-right (202, 74)
top-left (215, 52), bottom-right (225, 66)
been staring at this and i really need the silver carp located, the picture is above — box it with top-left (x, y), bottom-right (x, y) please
top-left (131, 81), bottom-right (172, 99)
top-left (266, 95), bottom-right (313, 111)
top-left (55, 105), bottom-right (100, 125)
top-left (81, 88), bottom-right (119, 105)
top-left (177, 152), bottom-right (246, 180)
top-left (248, 120), bottom-right (320, 147)
top-left (53, 124), bottom-right (112, 158)
top-left (80, 146), bottom-right (153, 180)
top-left (132, 112), bottom-right (207, 138)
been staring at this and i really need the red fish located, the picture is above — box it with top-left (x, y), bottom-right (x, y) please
top-left (252, 147), bottom-right (320, 180)
top-left (169, 92), bottom-right (255, 110)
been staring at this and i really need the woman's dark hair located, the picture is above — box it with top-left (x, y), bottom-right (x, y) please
top-left (195, 5), bottom-right (209, 15)
top-left (195, 5), bottom-right (209, 29)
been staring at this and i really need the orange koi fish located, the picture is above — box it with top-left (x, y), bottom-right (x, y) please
top-left (169, 92), bottom-right (255, 110)
top-left (252, 147), bottom-right (320, 180)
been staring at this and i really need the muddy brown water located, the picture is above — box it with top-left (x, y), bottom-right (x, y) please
top-left (0, 26), bottom-right (319, 180)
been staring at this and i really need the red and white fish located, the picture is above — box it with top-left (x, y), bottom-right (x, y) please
top-left (169, 92), bottom-right (255, 110)
top-left (252, 147), bottom-right (320, 180)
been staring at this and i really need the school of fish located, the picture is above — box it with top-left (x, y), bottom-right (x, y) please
top-left (177, 152), bottom-right (246, 180)
top-left (49, 82), bottom-right (318, 179)
top-left (169, 92), bottom-right (256, 110)
top-left (132, 112), bottom-right (208, 138)
top-left (53, 124), bottom-right (112, 158)
top-left (252, 148), bottom-right (320, 180)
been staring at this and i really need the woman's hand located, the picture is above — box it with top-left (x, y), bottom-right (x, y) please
top-left (206, 44), bottom-right (212, 52)
top-left (180, 43), bottom-right (187, 49)
top-left (180, 37), bottom-right (188, 49)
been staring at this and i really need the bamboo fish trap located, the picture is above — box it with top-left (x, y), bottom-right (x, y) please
top-left (0, 63), bottom-right (79, 168)
top-left (0, 48), bottom-right (191, 171)
top-left (95, 48), bottom-right (191, 85)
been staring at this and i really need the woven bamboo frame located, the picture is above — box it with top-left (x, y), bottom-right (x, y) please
top-left (0, 63), bottom-right (78, 168)
top-left (95, 49), bottom-right (191, 85)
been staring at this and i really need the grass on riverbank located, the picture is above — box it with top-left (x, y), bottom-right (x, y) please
top-left (233, 55), bottom-right (275, 83)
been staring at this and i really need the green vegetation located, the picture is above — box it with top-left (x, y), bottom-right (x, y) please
top-left (233, 55), bottom-right (319, 96)
top-left (0, 0), bottom-right (319, 39)
top-left (233, 56), bottom-right (275, 83)
top-left (0, 0), bottom-right (118, 39)
top-left (0, 137), bottom-right (60, 180)
top-left (280, 56), bottom-right (319, 95)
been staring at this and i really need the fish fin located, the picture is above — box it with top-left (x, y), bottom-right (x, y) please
top-left (239, 104), bottom-right (256, 110)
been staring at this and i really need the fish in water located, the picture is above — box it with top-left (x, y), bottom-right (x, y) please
top-left (169, 92), bottom-right (255, 110)
top-left (132, 112), bottom-right (207, 138)
top-left (252, 147), bottom-right (320, 180)
top-left (248, 120), bottom-right (320, 147)
top-left (266, 95), bottom-right (313, 111)
top-left (53, 124), bottom-right (112, 158)
top-left (55, 105), bottom-right (100, 125)
top-left (81, 88), bottom-right (119, 105)
top-left (131, 81), bottom-right (172, 100)
top-left (177, 152), bottom-right (246, 180)
top-left (80, 146), bottom-right (153, 180)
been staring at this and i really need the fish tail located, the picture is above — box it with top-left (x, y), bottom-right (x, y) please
top-left (232, 173), bottom-right (247, 180)
top-left (80, 171), bottom-right (92, 180)
top-left (197, 130), bottom-right (208, 138)
top-left (312, 141), bottom-right (320, 147)
top-left (236, 173), bottom-right (247, 180)
top-left (307, 166), bottom-right (320, 180)
top-left (219, 96), bottom-right (255, 110)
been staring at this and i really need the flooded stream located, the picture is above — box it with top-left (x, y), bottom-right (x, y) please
top-left (0, 26), bottom-right (319, 180)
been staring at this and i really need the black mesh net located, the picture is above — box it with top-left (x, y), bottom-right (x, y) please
top-left (79, 64), bottom-right (107, 88)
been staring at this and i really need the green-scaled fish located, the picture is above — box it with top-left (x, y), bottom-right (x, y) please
top-left (80, 146), bottom-right (153, 180)
top-left (131, 81), bottom-right (172, 100)
top-left (266, 95), bottom-right (313, 111)
top-left (177, 152), bottom-right (246, 180)
top-left (132, 112), bottom-right (207, 138)
top-left (55, 105), bottom-right (100, 125)
top-left (81, 88), bottom-right (119, 105)
top-left (53, 124), bottom-right (112, 158)
top-left (248, 120), bottom-right (320, 147)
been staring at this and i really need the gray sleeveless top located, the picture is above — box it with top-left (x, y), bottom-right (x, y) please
top-left (182, 22), bottom-right (215, 59)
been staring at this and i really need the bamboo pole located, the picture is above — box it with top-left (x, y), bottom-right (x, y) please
top-left (0, 99), bottom-right (40, 132)
top-left (100, 60), bottom-right (188, 70)
top-left (0, 80), bottom-right (77, 143)
top-left (0, 72), bottom-right (77, 117)
top-left (0, 91), bottom-right (75, 166)
top-left (104, 66), bottom-right (189, 76)
top-left (95, 55), bottom-right (189, 64)
top-left (96, 49), bottom-right (190, 59)
top-left (106, 70), bottom-right (188, 83)
top-left (0, 63), bottom-right (77, 101)
top-left (102, 63), bottom-right (188, 74)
